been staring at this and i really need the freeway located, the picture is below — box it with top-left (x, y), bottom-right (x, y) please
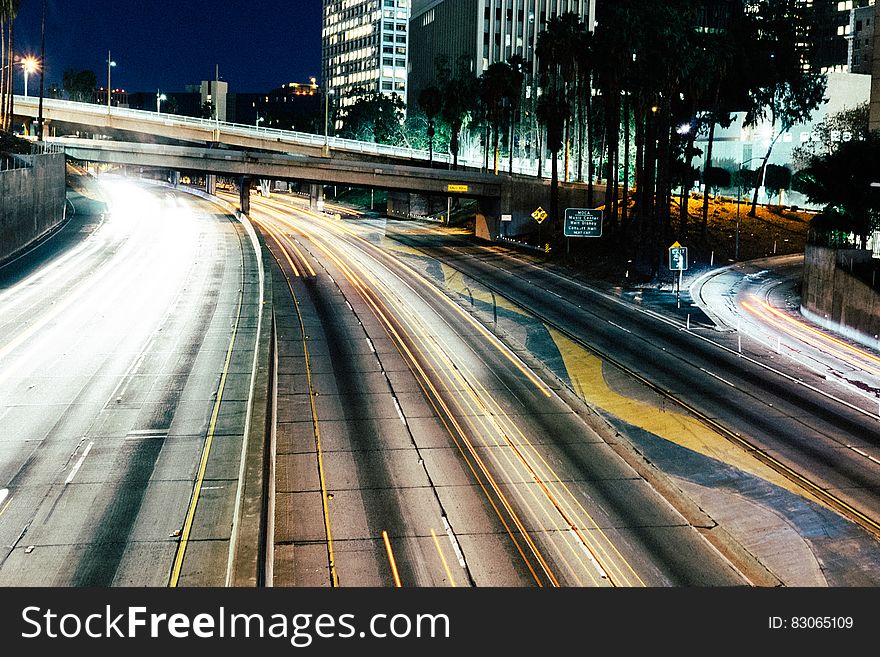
top-left (0, 179), bottom-right (260, 586)
top-left (231, 191), bottom-right (746, 587)
top-left (354, 220), bottom-right (880, 585)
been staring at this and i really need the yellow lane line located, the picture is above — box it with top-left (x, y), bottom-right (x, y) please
top-left (295, 223), bottom-right (558, 587)
top-left (382, 530), bottom-right (403, 588)
top-left (254, 214), bottom-right (339, 587)
top-left (293, 210), bottom-right (631, 586)
top-left (169, 285), bottom-right (243, 587)
top-left (430, 528), bottom-right (457, 587)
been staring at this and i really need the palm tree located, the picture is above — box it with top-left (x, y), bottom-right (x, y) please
top-left (417, 85), bottom-right (442, 167)
top-left (1, 0), bottom-right (23, 132)
top-left (437, 55), bottom-right (477, 170)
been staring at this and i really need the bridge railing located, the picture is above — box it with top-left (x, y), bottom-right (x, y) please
top-left (15, 96), bottom-right (480, 165)
top-left (15, 96), bottom-right (560, 176)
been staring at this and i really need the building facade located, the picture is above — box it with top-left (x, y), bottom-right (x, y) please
top-left (844, 1), bottom-right (875, 74)
top-left (322, 0), bottom-right (411, 107)
top-left (407, 0), bottom-right (595, 104)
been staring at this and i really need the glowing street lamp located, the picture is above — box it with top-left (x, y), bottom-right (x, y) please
top-left (21, 56), bottom-right (39, 97)
top-left (106, 51), bottom-right (116, 113)
top-left (156, 91), bottom-right (167, 114)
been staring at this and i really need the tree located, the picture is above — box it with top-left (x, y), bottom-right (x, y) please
top-left (0, 0), bottom-right (22, 132)
top-left (417, 85), bottom-right (442, 166)
top-left (732, 168), bottom-right (758, 199)
top-left (703, 166), bottom-right (731, 196)
top-left (791, 101), bottom-right (869, 168)
top-left (479, 60), bottom-right (523, 175)
top-left (796, 132), bottom-right (880, 246)
top-left (763, 164), bottom-right (792, 204)
top-left (63, 69), bottom-right (98, 103)
top-left (536, 13), bottom-right (585, 234)
top-left (436, 55), bottom-right (477, 170)
top-left (337, 90), bottom-right (406, 146)
top-left (743, 0), bottom-right (827, 217)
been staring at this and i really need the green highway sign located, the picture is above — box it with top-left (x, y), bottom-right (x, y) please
top-left (564, 208), bottom-right (603, 237)
top-left (668, 242), bottom-right (688, 271)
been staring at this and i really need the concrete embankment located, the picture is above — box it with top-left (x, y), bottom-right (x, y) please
top-left (0, 151), bottom-right (67, 264)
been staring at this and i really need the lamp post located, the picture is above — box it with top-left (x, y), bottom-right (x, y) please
top-left (323, 87), bottom-right (334, 155)
top-left (106, 51), bottom-right (116, 113)
top-left (156, 91), bottom-right (166, 114)
top-left (256, 113), bottom-right (264, 128)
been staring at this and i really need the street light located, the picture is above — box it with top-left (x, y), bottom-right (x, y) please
top-left (323, 87), bottom-right (334, 155)
top-left (21, 56), bottom-right (39, 97)
top-left (106, 51), bottom-right (116, 113)
top-left (156, 91), bottom-right (167, 114)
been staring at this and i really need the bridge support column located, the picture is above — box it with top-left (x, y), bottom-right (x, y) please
top-left (309, 184), bottom-right (324, 212)
top-left (240, 177), bottom-right (253, 215)
top-left (170, 171), bottom-right (181, 187)
top-left (475, 196), bottom-right (501, 241)
top-left (206, 174), bottom-right (216, 195)
top-left (260, 179), bottom-right (271, 197)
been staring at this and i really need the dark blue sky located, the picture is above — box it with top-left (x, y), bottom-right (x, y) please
top-left (13, 0), bottom-right (322, 94)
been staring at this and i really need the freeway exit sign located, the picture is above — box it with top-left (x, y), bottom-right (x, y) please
top-left (563, 208), bottom-right (603, 237)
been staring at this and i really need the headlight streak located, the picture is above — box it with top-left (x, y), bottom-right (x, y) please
top-left (742, 297), bottom-right (880, 379)
top-left (245, 203), bottom-right (550, 587)
top-left (248, 197), bottom-right (644, 587)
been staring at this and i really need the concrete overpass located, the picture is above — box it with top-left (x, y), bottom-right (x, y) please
top-left (15, 96), bottom-right (603, 237)
top-left (52, 136), bottom-right (505, 217)
top-left (12, 95), bottom-right (487, 169)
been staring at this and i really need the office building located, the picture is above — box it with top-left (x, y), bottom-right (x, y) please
top-left (407, 0), bottom-right (594, 103)
top-left (322, 0), bottom-right (411, 107)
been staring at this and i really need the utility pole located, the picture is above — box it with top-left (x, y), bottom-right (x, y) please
top-left (37, 0), bottom-right (46, 140)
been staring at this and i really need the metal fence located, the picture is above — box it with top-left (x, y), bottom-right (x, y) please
top-left (0, 141), bottom-right (64, 173)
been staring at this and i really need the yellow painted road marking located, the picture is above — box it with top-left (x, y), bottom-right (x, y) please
top-left (547, 326), bottom-right (818, 502)
top-left (382, 530), bottom-right (402, 588)
top-left (430, 528), bottom-right (457, 587)
top-left (169, 285), bottom-right (243, 587)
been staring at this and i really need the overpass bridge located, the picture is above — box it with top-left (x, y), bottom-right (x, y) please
top-left (12, 95), bottom-right (489, 169)
top-left (13, 96), bottom-right (601, 237)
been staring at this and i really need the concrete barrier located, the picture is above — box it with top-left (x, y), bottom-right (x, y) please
top-left (801, 244), bottom-right (880, 351)
top-left (0, 152), bottom-right (66, 264)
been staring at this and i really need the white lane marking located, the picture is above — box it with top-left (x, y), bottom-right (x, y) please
top-left (64, 441), bottom-right (94, 485)
top-left (366, 337), bottom-right (376, 354)
top-left (442, 516), bottom-right (467, 568)
top-left (607, 320), bottom-right (632, 334)
top-left (570, 528), bottom-right (609, 580)
top-left (699, 367), bottom-right (736, 388)
top-left (393, 398), bottom-right (406, 425)
top-left (846, 445), bottom-right (880, 466)
top-left (345, 301), bottom-right (353, 312)
top-left (0, 488), bottom-right (8, 507)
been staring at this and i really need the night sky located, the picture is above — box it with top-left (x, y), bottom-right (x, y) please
top-left (12, 0), bottom-right (322, 95)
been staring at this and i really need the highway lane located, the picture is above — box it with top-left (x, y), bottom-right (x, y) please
top-left (361, 222), bottom-right (880, 561)
top-left (695, 254), bottom-right (880, 412)
top-left (0, 179), bottom-right (260, 586)
top-left (237, 192), bottom-right (746, 587)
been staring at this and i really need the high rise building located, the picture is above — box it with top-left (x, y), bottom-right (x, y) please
top-left (322, 0), bottom-right (411, 108)
top-left (407, 0), bottom-right (595, 104)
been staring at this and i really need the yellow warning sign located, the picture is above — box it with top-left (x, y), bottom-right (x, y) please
top-left (447, 184), bottom-right (469, 193)
top-left (532, 207), bottom-right (548, 224)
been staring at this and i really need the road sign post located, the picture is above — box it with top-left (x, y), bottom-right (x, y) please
top-left (668, 242), bottom-right (688, 309)
top-left (563, 208), bottom-right (603, 237)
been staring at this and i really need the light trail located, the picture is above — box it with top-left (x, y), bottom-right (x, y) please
top-left (250, 198), bottom-right (644, 586)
